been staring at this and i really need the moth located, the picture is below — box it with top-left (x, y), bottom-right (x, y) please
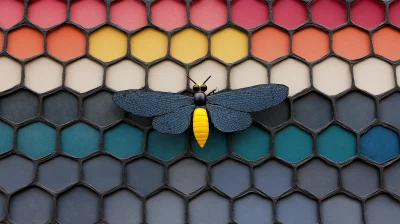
top-left (113, 76), bottom-right (288, 148)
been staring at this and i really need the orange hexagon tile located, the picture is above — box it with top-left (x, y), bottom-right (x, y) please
top-left (293, 27), bottom-right (330, 61)
top-left (333, 27), bottom-right (371, 60)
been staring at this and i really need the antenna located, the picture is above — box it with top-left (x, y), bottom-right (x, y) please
top-left (187, 75), bottom-right (197, 85)
top-left (203, 75), bottom-right (211, 84)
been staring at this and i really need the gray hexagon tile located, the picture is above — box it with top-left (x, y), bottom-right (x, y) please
top-left (104, 189), bottom-right (142, 224)
top-left (38, 157), bottom-right (79, 192)
top-left (0, 90), bottom-right (39, 124)
top-left (168, 158), bottom-right (207, 195)
top-left (126, 159), bottom-right (164, 196)
top-left (321, 194), bottom-right (363, 224)
top-left (277, 193), bottom-right (318, 224)
top-left (43, 91), bottom-right (79, 125)
top-left (366, 194), bottom-right (400, 224)
top-left (83, 91), bottom-right (123, 127)
top-left (0, 155), bottom-right (34, 192)
top-left (384, 161), bottom-right (400, 196)
top-left (146, 191), bottom-right (185, 224)
top-left (83, 155), bottom-right (122, 192)
top-left (254, 160), bottom-right (292, 197)
top-left (342, 161), bottom-right (379, 197)
top-left (189, 191), bottom-right (229, 224)
top-left (234, 194), bottom-right (273, 224)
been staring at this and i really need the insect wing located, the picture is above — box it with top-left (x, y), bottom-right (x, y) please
top-left (206, 104), bottom-right (252, 132)
top-left (207, 84), bottom-right (288, 112)
top-left (113, 90), bottom-right (194, 117)
top-left (152, 105), bottom-right (194, 134)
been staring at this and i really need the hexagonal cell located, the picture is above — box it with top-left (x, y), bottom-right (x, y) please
top-left (65, 58), bottom-right (103, 93)
top-left (171, 28), bottom-right (208, 64)
top-left (47, 25), bottom-right (86, 61)
top-left (57, 186), bottom-right (100, 224)
top-left (24, 57), bottom-right (63, 94)
top-left (298, 159), bottom-right (339, 197)
top-left (38, 157), bottom-right (79, 192)
top-left (252, 99), bottom-right (290, 128)
top-left (351, 0), bottom-right (385, 29)
top-left (390, 0), bottom-right (400, 27)
top-left (83, 91), bottom-right (123, 127)
top-left (251, 26), bottom-right (289, 62)
top-left (373, 27), bottom-right (400, 61)
top-left (148, 61), bottom-right (186, 93)
top-left (381, 93), bottom-right (400, 128)
top-left (9, 187), bottom-right (52, 224)
top-left (384, 161), bottom-right (400, 196)
top-left (89, 26), bottom-right (127, 62)
top-left (61, 122), bottom-right (100, 158)
top-left (354, 58), bottom-right (395, 95)
top-left (130, 28), bottom-right (168, 62)
top-left (104, 189), bottom-right (142, 224)
top-left (311, 0), bottom-right (347, 29)
top-left (294, 92), bottom-right (333, 130)
top-left (0, 121), bottom-right (13, 154)
top-left (254, 160), bottom-right (292, 197)
top-left (104, 123), bottom-right (144, 159)
top-left (190, 0), bottom-right (227, 30)
top-left (106, 60), bottom-right (145, 91)
top-left (231, 0), bottom-right (268, 29)
top-left (274, 126), bottom-right (313, 163)
top-left (0, 57), bottom-right (21, 92)
top-left (0, 155), bottom-right (33, 192)
top-left (342, 161), bottom-right (379, 197)
top-left (169, 158), bottom-right (207, 195)
top-left (234, 194), bottom-right (273, 224)
top-left (28, 0), bottom-right (66, 28)
top-left (110, 0), bottom-right (147, 31)
top-left (270, 58), bottom-right (310, 96)
top-left (211, 160), bottom-right (250, 197)
top-left (70, 0), bottom-right (106, 29)
top-left (321, 195), bottom-right (362, 224)
top-left (230, 60), bottom-right (268, 89)
top-left (0, 0), bottom-right (24, 29)
top-left (189, 60), bottom-right (227, 94)
top-left (336, 92), bottom-right (375, 131)
top-left (147, 131), bottom-right (186, 161)
top-left (83, 155), bottom-right (122, 192)
top-left (231, 125), bottom-right (270, 161)
top-left (293, 27), bottom-right (329, 61)
top-left (191, 126), bottom-right (228, 162)
top-left (17, 122), bottom-right (56, 159)
top-left (151, 0), bottom-right (187, 31)
top-left (0, 90), bottom-right (39, 124)
top-left (361, 126), bottom-right (400, 163)
top-left (273, 0), bottom-right (308, 29)
top-left (313, 57), bottom-right (351, 96)
top-left (211, 27), bottom-right (248, 63)
top-left (277, 193), bottom-right (318, 224)
top-left (189, 191), bottom-right (229, 224)
top-left (317, 125), bottom-right (356, 163)
top-left (126, 159), bottom-right (164, 195)
top-left (333, 27), bottom-right (371, 60)
top-left (7, 27), bottom-right (44, 60)
top-left (366, 194), bottom-right (400, 224)
top-left (43, 91), bottom-right (79, 125)
top-left (147, 191), bottom-right (185, 224)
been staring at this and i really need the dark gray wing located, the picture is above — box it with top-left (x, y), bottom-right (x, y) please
top-left (207, 84), bottom-right (289, 112)
top-left (152, 105), bottom-right (194, 134)
top-left (113, 90), bottom-right (194, 117)
top-left (206, 104), bottom-right (252, 132)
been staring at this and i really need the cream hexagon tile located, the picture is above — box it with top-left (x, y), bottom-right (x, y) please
top-left (230, 60), bottom-right (268, 89)
top-left (25, 57), bottom-right (62, 93)
top-left (106, 60), bottom-right (145, 91)
top-left (0, 57), bottom-right (21, 92)
top-left (65, 58), bottom-right (103, 93)
top-left (189, 60), bottom-right (227, 94)
top-left (148, 61), bottom-right (186, 93)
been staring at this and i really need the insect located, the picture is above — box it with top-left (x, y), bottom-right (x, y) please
top-left (113, 76), bottom-right (288, 148)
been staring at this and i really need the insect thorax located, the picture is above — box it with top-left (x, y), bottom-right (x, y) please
top-left (194, 92), bottom-right (206, 106)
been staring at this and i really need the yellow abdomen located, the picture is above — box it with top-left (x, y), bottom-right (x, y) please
top-left (193, 108), bottom-right (209, 148)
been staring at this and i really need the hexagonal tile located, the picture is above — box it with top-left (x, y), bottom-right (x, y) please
top-left (70, 0), bottom-right (106, 29)
top-left (294, 92), bottom-right (333, 130)
top-left (313, 57), bottom-right (351, 96)
top-left (151, 0), bottom-right (187, 30)
top-left (104, 190), bottom-right (142, 224)
top-left (293, 27), bottom-right (329, 61)
top-left (390, 0), bottom-right (400, 27)
top-left (354, 58), bottom-right (395, 95)
top-left (189, 60), bottom-right (227, 94)
top-left (104, 123), bottom-right (144, 159)
top-left (25, 57), bottom-right (63, 93)
top-left (147, 191), bottom-right (185, 224)
top-left (373, 27), bottom-right (400, 61)
top-left (211, 160), bottom-right (250, 197)
top-left (211, 27), bottom-right (248, 63)
top-left (277, 193), bottom-right (318, 224)
top-left (17, 122), bottom-right (56, 159)
top-left (126, 159), bottom-right (164, 196)
top-left (252, 99), bottom-right (290, 128)
top-left (234, 194), bottom-right (273, 224)
top-left (273, 0), bottom-right (308, 29)
top-left (254, 160), bottom-right (292, 197)
top-left (251, 26), bottom-right (290, 62)
top-left (384, 161), bottom-right (400, 196)
top-left (0, 57), bottom-right (21, 92)
top-left (83, 91), bottom-right (123, 126)
top-left (333, 27), bottom-right (371, 60)
top-left (110, 0), bottom-right (147, 31)
top-left (189, 191), bottom-right (229, 224)
top-left (61, 122), bottom-right (100, 158)
top-left (298, 159), bottom-right (339, 197)
top-left (190, 0), bottom-right (227, 30)
top-left (361, 126), bottom-right (400, 163)
top-left (365, 194), bottom-right (400, 224)
top-left (0, 155), bottom-right (34, 192)
top-left (191, 126), bottom-right (228, 162)
top-left (0, 0), bottom-right (24, 29)
top-left (231, 0), bottom-right (268, 29)
top-left (169, 158), bottom-right (207, 195)
top-left (274, 126), bottom-right (313, 163)
top-left (28, 0), bottom-right (66, 28)
top-left (7, 27), bottom-right (44, 60)
top-left (130, 28), bottom-right (168, 62)
top-left (351, 0), bottom-right (385, 29)
top-left (230, 60), bottom-right (268, 89)
top-left (65, 58), bottom-right (103, 93)
top-left (342, 161), bottom-right (379, 197)
top-left (43, 91), bottom-right (79, 125)
top-left (380, 92), bottom-right (400, 128)
top-left (171, 28), bottom-right (208, 63)
top-left (0, 90), bottom-right (39, 124)
top-left (311, 0), bottom-right (347, 29)
top-left (270, 58), bottom-right (310, 96)
top-left (47, 25), bottom-right (86, 61)
top-left (83, 155), bottom-right (122, 192)
top-left (38, 157), bottom-right (79, 192)
top-left (336, 92), bottom-right (375, 131)
top-left (89, 26), bottom-right (127, 62)
top-left (106, 60), bottom-right (145, 91)
top-left (321, 195), bottom-right (362, 224)
top-left (232, 125), bottom-right (270, 161)
top-left (148, 61), bottom-right (186, 93)
top-left (0, 121), bottom-right (13, 154)
top-left (147, 131), bottom-right (186, 161)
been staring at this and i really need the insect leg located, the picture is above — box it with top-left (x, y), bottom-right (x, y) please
top-left (208, 88), bottom-right (217, 96)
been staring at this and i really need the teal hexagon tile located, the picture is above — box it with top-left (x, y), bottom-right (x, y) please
top-left (17, 122), bottom-right (56, 159)
top-left (61, 122), bottom-right (100, 158)
top-left (191, 127), bottom-right (228, 162)
top-left (231, 125), bottom-right (270, 161)
top-left (0, 121), bottom-right (13, 154)
top-left (361, 126), bottom-right (400, 163)
top-left (104, 123), bottom-right (144, 159)
top-left (147, 131), bottom-right (186, 161)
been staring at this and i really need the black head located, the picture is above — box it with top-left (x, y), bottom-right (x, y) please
top-left (188, 75), bottom-right (211, 93)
